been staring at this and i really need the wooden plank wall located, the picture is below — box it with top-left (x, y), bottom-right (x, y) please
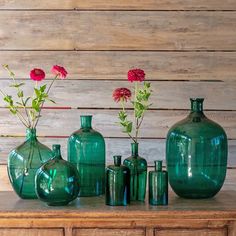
top-left (0, 0), bottom-right (236, 190)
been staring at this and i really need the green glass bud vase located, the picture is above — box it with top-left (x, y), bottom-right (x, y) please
top-left (8, 128), bottom-right (53, 199)
top-left (35, 144), bottom-right (80, 206)
top-left (123, 143), bottom-right (147, 201)
top-left (166, 98), bottom-right (228, 199)
top-left (68, 115), bottom-right (106, 197)
top-left (106, 155), bottom-right (130, 206)
top-left (149, 160), bottom-right (168, 206)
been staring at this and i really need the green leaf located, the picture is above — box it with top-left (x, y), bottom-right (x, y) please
top-left (10, 108), bottom-right (17, 115)
top-left (40, 84), bottom-right (47, 92)
top-left (24, 97), bottom-right (31, 106)
top-left (17, 90), bottom-right (23, 98)
top-left (126, 121), bottom-right (132, 133)
top-left (10, 82), bottom-right (25, 88)
top-left (118, 111), bottom-right (127, 121)
top-left (34, 88), bottom-right (40, 97)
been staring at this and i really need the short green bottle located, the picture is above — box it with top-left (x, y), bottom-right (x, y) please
top-left (106, 155), bottom-right (130, 206)
top-left (68, 115), bottom-right (105, 197)
top-left (149, 160), bottom-right (168, 206)
top-left (123, 143), bottom-right (147, 201)
top-left (35, 144), bottom-right (80, 206)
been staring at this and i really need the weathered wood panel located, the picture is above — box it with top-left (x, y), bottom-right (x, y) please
top-left (0, 229), bottom-right (64, 236)
top-left (156, 228), bottom-right (227, 236)
top-left (0, 137), bottom-right (236, 166)
top-left (1, 80), bottom-right (236, 110)
top-left (1, 51), bottom-right (236, 81)
top-left (1, 165), bottom-right (235, 192)
top-left (73, 228), bottom-right (144, 236)
top-left (1, 0), bottom-right (236, 10)
top-left (0, 11), bottom-right (235, 50)
top-left (0, 109), bottom-right (235, 138)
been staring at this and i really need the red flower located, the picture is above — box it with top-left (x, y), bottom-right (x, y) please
top-left (51, 65), bottom-right (67, 79)
top-left (30, 68), bottom-right (46, 82)
top-left (113, 88), bottom-right (131, 102)
top-left (128, 69), bottom-right (145, 82)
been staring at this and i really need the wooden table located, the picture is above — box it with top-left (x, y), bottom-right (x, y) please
top-left (0, 190), bottom-right (236, 236)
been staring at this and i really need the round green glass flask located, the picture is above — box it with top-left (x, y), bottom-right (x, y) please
top-left (166, 98), bottom-right (228, 199)
top-left (35, 144), bottom-right (79, 206)
top-left (8, 128), bottom-right (53, 199)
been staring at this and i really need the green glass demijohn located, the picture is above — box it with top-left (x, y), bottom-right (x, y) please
top-left (166, 98), bottom-right (228, 199)
top-left (105, 155), bottom-right (130, 206)
top-left (68, 115), bottom-right (106, 197)
top-left (35, 144), bottom-right (79, 206)
top-left (149, 160), bottom-right (168, 206)
top-left (123, 143), bottom-right (147, 201)
top-left (7, 128), bottom-right (53, 199)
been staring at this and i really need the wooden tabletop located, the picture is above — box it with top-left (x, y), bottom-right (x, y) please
top-left (0, 189), bottom-right (235, 220)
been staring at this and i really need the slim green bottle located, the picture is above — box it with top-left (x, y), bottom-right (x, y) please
top-left (123, 143), bottom-right (147, 201)
top-left (68, 115), bottom-right (105, 196)
top-left (106, 156), bottom-right (130, 206)
top-left (35, 144), bottom-right (80, 206)
top-left (149, 160), bottom-right (168, 205)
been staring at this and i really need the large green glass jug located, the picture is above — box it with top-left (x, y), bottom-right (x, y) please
top-left (68, 115), bottom-right (105, 196)
top-left (166, 98), bottom-right (228, 199)
top-left (8, 128), bottom-right (53, 199)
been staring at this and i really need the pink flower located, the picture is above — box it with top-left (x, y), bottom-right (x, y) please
top-left (51, 65), bottom-right (67, 79)
top-left (113, 88), bottom-right (131, 103)
top-left (128, 69), bottom-right (145, 82)
top-left (30, 68), bottom-right (46, 82)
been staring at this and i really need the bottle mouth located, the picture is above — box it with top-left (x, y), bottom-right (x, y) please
top-left (190, 98), bottom-right (204, 102)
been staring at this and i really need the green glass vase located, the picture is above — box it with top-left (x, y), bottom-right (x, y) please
top-left (166, 98), bottom-right (228, 199)
top-left (8, 128), bottom-right (53, 199)
top-left (68, 115), bottom-right (105, 197)
top-left (35, 144), bottom-right (79, 206)
top-left (123, 143), bottom-right (147, 201)
top-left (149, 161), bottom-right (168, 205)
top-left (105, 155), bottom-right (130, 206)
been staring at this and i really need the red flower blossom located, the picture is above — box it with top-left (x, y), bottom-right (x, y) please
top-left (30, 68), bottom-right (46, 82)
top-left (128, 69), bottom-right (145, 82)
top-left (113, 88), bottom-right (131, 103)
top-left (51, 65), bottom-right (67, 79)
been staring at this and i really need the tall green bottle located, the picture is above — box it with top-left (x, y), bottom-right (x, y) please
top-left (166, 98), bottom-right (228, 199)
top-left (149, 160), bottom-right (168, 205)
top-left (8, 128), bottom-right (52, 199)
top-left (68, 115), bottom-right (105, 196)
top-left (106, 155), bottom-right (130, 206)
top-left (123, 143), bottom-right (147, 201)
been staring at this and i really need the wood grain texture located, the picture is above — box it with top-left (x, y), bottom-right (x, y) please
top-left (156, 228), bottom-right (227, 236)
top-left (0, 137), bottom-right (235, 166)
top-left (1, 80), bottom-right (236, 110)
top-left (0, 229), bottom-right (64, 236)
top-left (0, 0), bottom-right (236, 10)
top-left (0, 109), bottom-right (235, 138)
top-left (1, 51), bottom-right (236, 81)
top-left (73, 228), bottom-right (144, 236)
top-left (0, 11), bottom-right (235, 50)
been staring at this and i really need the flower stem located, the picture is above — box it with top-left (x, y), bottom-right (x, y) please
top-left (34, 75), bottom-right (58, 128)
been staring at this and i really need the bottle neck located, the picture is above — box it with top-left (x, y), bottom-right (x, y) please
top-left (131, 143), bottom-right (139, 158)
top-left (52, 144), bottom-right (62, 160)
top-left (155, 160), bottom-right (162, 171)
top-left (113, 155), bottom-right (122, 166)
top-left (26, 128), bottom-right (37, 141)
top-left (190, 98), bottom-right (204, 113)
top-left (80, 115), bottom-right (92, 129)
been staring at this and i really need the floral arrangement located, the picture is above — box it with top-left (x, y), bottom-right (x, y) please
top-left (0, 64), bottom-right (67, 129)
top-left (112, 69), bottom-right (152, 143)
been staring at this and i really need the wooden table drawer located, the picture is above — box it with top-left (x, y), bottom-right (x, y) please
top-left (156, 228), bottom-right (227, 236)
top-left (0, 228), bottom-right (64, 236)
top-left (73, 228), bottom-right (145, 236)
